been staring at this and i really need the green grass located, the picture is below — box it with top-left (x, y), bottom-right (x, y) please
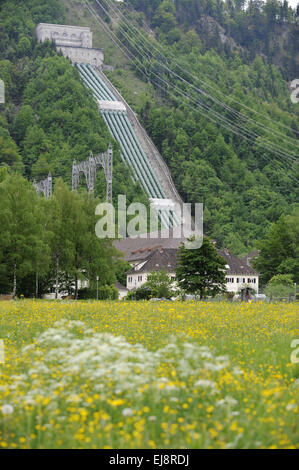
top-left (0, 300), bottom-right (298, 449)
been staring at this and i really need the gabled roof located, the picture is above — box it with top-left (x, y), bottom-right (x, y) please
top-left (127, 248), bottom-right (177, 275)
top-left (240, 250), bottom-right (259, 267)
top-left (126, 247), bottom-right (259, 277)
top-left (218, 249), bottom-right (258, 276)
top-left (114, 225), bottom-right (195, 262)
top-left (116, 230), bottom-right (259, 278)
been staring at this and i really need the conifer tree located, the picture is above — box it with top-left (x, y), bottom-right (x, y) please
top-left (176, 236), bottom-right (227, 298)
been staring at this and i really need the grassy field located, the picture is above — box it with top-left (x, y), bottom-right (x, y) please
top-left (0, 300), bottom-right (298, 449)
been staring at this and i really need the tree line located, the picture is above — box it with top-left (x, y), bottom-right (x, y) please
top-left (0, 169), bottom-right (125, 299)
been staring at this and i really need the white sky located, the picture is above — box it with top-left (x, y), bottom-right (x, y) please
top-left (243, 0), bottom-right (298, 8)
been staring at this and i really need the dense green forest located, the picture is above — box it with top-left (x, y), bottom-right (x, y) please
top-left (0, 0), bottom-right (148, 295)
top-left (126, 0), bottom-right (299, 78)
top-left (0, 0), bottom-right (298, 261)
top-left (0, 0), bottom-right (148, 203)
top-left (101, 0), bottom-right (299, 253)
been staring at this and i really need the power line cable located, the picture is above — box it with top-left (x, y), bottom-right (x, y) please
top-left (82, 0), bottom-right (299, 193)
top-left (86, 0), bottom-right (298, 163)
top-left (100, 0), bottom-right (299, 142)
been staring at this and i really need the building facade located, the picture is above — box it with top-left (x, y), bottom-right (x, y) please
top-left (114, 232), bottom-right (259, 295)
top-left (218, 249), bottom-right (259, 294)
top-left (36, 23), bottom-right (104, 67)
top-left (114, 282), bottom-right (128, 300)
top-left (127, 249), bottom-right (177, 291)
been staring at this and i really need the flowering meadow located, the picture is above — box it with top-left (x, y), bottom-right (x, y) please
top-left (0, 300), bottom-right (298, 449)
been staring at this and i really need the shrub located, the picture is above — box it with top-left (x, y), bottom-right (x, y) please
top-left (78, 285), bottom-right (118, 300)
top-left (126, 285), bottom-right (152, 300)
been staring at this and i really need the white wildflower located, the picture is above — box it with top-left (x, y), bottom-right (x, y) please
top-left (286, 403), bottom-right (296, 411)
top-left (194, 379), bottom-right (216, 389)
top-left (122, 408), bottom-right (133, 417)
top-left (216, 396), bottom-right (238, 407)
top-left (1, 404), bottom-right (14, 415)
top-left (233, 367), bottom-right (243, 375)
top-left (148, 416), bottom-right (157, 421)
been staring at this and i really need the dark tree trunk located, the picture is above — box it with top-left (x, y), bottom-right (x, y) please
top-left (74, 272), bottom-right (78, 300)
top-left (12, 262), bottom-right (17, 299)
top-left (55, 256), bottom-right (59, 299)
top-left (35, 272), bottom-right (39, 298)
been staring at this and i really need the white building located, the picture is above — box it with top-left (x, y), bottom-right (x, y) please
top-left (127, 248), bottom-right (177, 291)
top-left (114, 231), bottom-right (259, 296)
top-left (218, 249), bottom-right (259, 294)
top-left (36, 23), bottom-right (104, 67)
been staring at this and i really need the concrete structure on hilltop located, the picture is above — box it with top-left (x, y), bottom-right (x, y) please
top-left (36, 23), bottom-right (104, 67)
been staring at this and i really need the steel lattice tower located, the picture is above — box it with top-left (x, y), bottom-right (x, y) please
top-left (72, 144), bottom-right (113, 203)
top-left (33, 173), bottom-right (52, 199)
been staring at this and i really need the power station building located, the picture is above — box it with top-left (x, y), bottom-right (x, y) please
top-left (36, 23), bottom-right (104, 67)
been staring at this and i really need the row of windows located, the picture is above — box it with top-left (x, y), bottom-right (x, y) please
top-left (129, 275), bottom-right (257, 285)
top-left (226, 277), bottom-right (257, 284)
top-left (128, 276), bottom-right (143, 283)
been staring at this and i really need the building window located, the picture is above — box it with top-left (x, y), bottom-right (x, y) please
top-left (128, 277), bottom-right (132, 283)
top-left (138, 276), bottom-right (142, 282)
top-left (236, 278), bottom-right (239, 283)
top-left (253, 278), bottom-right (256, 283)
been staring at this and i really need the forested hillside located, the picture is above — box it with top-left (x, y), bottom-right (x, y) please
top-left (0, 0), bottom-right (147, 296)
top-left (92, 0), bottom-right (298, 254)
top-left (0, 0), bottom-right (298, 256)
top-left (0, 0), bottom-right (148, 203)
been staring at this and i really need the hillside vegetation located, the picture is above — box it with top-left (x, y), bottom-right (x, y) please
top-left (0, 0), bottom-right (148, 204)
top-left (87, 0), bottom-right (299, 254)
top-left (0, 0), bottom-right (298, 255)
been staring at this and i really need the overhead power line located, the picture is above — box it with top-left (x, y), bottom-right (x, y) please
top-left (100, 0), bottom-right (299, 142)
top-left (84, 0), bottom-right (298, 167)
